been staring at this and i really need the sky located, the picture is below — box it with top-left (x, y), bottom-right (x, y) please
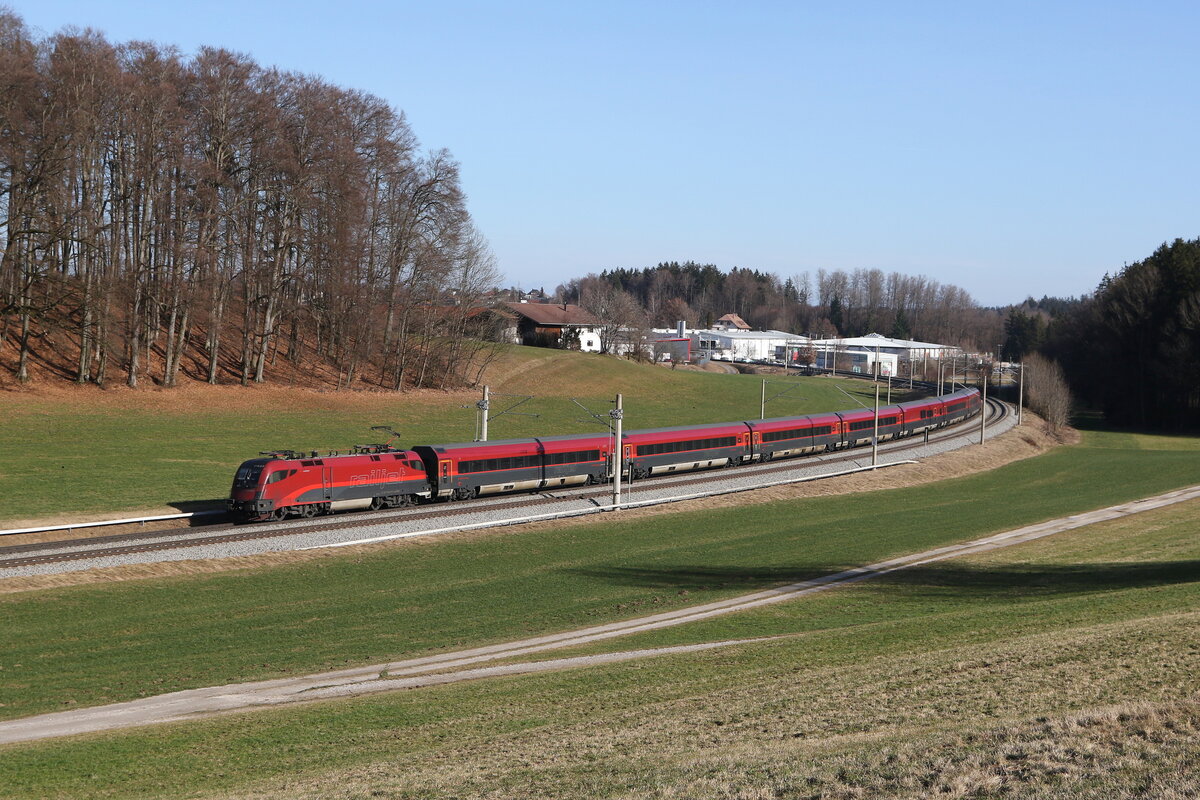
top-left (10, 1), bottom-right (1200, 306)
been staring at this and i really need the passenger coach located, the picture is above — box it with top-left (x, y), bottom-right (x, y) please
top-left (413, 433), bottom-right (613, 500)
top-left (621, 421), bottom-right (752, 480)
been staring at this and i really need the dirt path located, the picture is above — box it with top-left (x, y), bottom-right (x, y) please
top-left (2, 483), bottom-right (1197, 746)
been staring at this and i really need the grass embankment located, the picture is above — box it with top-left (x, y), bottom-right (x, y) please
top-left (0, 431), bottom-right (1197, 797)
top-left (0, 347), bottom-right (890, 523)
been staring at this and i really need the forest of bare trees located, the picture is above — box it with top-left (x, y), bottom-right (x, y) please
top-left (559, 262), bottom-right (1005, 353)
top-left (0, 11), bottom-right (499, 390)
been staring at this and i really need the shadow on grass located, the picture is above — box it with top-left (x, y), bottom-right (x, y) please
top-left (570, 560), bottom-right (1200, 598)
top-left (167, 498), bottom-right (229, 526)
top-left (1071, 409), bottom-right (1200, 437)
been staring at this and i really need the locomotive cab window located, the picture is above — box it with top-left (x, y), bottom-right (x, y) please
top-left (266, 469), bottom-right (296, 484)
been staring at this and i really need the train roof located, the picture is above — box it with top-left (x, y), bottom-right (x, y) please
top-left (245, 448), bottom-right (420, 464)
top-left (746, 412), bottom-right (842, 428)
top-left (837, 405), bottom-right (904, 420)
top-left (896, 396), bottom-right (943, 409)
top-left (621, 420), bottom-right (751, 438)
top-left (412, 438), bottom-right (539, 455)
top-left (535, 432), bottom-right (614, 445)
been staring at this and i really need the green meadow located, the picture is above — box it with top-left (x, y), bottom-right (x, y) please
top-left (2, 348), bottom-right (1197, 798)
top-left (0, 427), bottom-right (1196, 798)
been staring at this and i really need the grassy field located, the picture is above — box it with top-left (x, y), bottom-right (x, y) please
top-left (0, 346), bottom-right (897, 523)
top-left (3, 428), bottom-right (1197, 720)
top-left (0, 432), bottom-right (1196, 798)
top-left (2, 352), bottom-right (1197, 798)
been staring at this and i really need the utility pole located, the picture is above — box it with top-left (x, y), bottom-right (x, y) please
top-left (1018, 363), bottom-right (1024, 426)
top-left (980, 369), bottom-right (987, 445)
top-left (471, 387), bottom-right (537, 441)
top-left (477, 385), bottom-right (490, 442)
top-left (611, 393), bottom-right (623, 510)
top-left (761, 379), bottom-right (767, 420)
top-left (872, 384), bottom-right (880, 467)
top-left (887, 375), bottom-right (891, 405)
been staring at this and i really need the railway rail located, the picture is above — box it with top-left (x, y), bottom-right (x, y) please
top-left (0, 397), bottom-right (1010, 573)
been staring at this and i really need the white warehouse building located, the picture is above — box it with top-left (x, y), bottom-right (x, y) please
top-left (691, 328), bottom-right (804, 363)
top-left (685, 323), bottom-right (961, 378)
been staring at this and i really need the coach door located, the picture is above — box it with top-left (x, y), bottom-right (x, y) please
top-left (439, 460), bottom-right (452, 491)
top-left (322, 467), bottom-right (333, 501)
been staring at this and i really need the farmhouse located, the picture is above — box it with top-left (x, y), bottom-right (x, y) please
top-left (504, 302), bottom-right (602, 352)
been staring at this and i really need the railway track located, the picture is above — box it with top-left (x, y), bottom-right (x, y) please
top-left (0, 398), bottom-right (1010, 572)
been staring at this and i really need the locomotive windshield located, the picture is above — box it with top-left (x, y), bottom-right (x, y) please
top-left (232, 462), bottom-right (266, 488)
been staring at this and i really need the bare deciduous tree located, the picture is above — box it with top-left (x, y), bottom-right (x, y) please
top-left (1024, 353), bottom-right (1073, 435)
top-left (0, 11), bottom-right (494, 391)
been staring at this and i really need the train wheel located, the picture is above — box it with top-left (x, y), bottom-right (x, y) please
top-left (300, 504), bottom-right (317, 518)
top-left (270, 507), bottom-right (288, 521)
top-left (369, 497), bottom-right (384, 511)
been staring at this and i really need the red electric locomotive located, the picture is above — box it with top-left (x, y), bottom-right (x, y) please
top-left (229, 446), bottom-right (431, 521)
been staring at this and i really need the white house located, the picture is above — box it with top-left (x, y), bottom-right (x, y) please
top-left (504, 302), bottom-right (603, 352)
top-left (690, 327), bottom-right (805, 363)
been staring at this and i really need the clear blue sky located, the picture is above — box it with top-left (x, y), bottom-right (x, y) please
top-left (12, 1), bottom-right (1200, 306)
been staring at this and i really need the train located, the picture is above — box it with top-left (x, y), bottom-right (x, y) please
top-left (228, 387), bottom-right (983, 522)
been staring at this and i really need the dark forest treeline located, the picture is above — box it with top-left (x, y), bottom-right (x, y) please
top-left (1043, 238), bottom-right (1200, 429)
top-left (0, 10), bottom-right (498, 390)
top-left (559, 262), bottom-right (1005, 352)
